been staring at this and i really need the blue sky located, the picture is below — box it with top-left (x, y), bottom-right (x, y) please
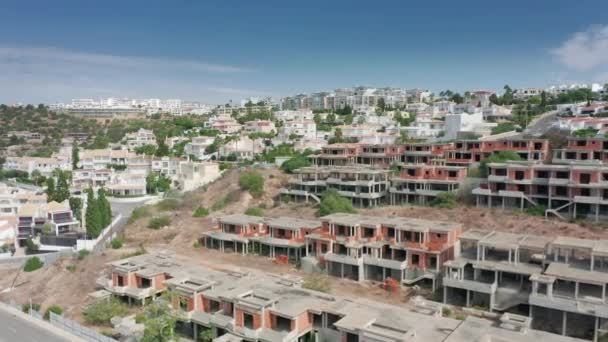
top-left (0, 0), bottom-right (607, 104)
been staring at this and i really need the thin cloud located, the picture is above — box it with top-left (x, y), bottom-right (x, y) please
top-left (550, 25), bottom-right (608, 71)
top-left (0, 46), bottom-right (254, 74)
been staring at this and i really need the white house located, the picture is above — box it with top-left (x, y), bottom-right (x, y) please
top-left (174, 161), bottom-right (221, 192)
top-left (444, 112), bottom-right (497, 140)
top-left (184, 136), bottom-right (216, 160)
top-left (219, 136), bottom-right (264, 160)
top-left (280, 120), bottom-right (317, 140)
top-left (3, 156), bottom-right (71, 176)
top-left (125, 128), bottom-right (157, 150)
top-left (401, 118), bottom-right (446, 138)
top-left (244, 120), bottom-right (276, 134)
top-left (79, 149), bottom-right (134, 170)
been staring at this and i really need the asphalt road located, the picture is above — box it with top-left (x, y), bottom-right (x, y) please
top-left (524, 110), bottom-right (560, 136)
top-left (0, 306), bottom-right (72, 342)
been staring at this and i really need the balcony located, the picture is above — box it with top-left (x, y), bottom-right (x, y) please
top-left (442, 276), bottom-right (497, 294)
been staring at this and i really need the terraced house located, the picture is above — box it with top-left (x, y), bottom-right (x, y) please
top-left (304, 213), bottom-right (462, 291)
top-left (443, 138), bottom-right (550, 166)
top-left (97, 253), bottom-right (582, 342)
top-left (443, 230), bottom-right (608, 342)
top-left (201, 214), bottom-right (322, 263)
top-left (280, 165), bottom-right (391, 207)
top-left (473, 162), bottom-right (608, 221)
top-left (552, 137), bottom-right (608, 164)
top-left (388, 164), bottom-right (468, 205)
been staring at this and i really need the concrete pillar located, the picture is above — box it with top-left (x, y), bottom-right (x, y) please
top-left (562, 311), bottom-right (567, 336)
top-left (575, 282), bottom-right (579, 299)
top-left (594, 317), bottom-right (599, 342)
top-left (193, 323), bottom-right (198, 340)
top-left (466, 290), bottom-right (470, 307)
top-left (340, 263), bottom-right (344, 279)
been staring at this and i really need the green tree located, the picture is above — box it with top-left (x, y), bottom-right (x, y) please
top-left (146, 173), bottom-right (158, 194)
top-left (135, 145), bottom-right (157, 156)
top-left (71, 142), bottom-right (79, 170)
top-left (85, 188), bottom-right (102, 238)
top-left (140, 302), bottom-right (176, 342)
top-left (97, 188), bottom-right (112, 228)
top-left (54, 170), bottom-right (71, 202)
top-left (69, 197), bottom-right (82, 223)
top-left (281, 155), bottom-right (311, 173)
top-left (45, 177), bottom-right (55, 202)
top-left (155, 140), bottom-right (170, 157)
top-left (376, 98), bottom-right (386, 113)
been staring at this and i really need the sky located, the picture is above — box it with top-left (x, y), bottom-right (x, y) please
top-left (0, 0), bottom-right (607, 104)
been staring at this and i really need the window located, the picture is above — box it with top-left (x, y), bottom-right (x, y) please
top-left (243, 313), bottom-right (254, 329)
top-left (412, 254), bottom-right (420, 265)
top-left (141, 278), bottom-right (151, 288)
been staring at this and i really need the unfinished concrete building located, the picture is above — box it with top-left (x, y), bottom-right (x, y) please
top-left (280, 165), bottom-right (391, 207)
top-left (552, 137), bottom-right (608, 164)
top-left (401, 142), bottom-right (452, 165)
top-left (444, 138), bottom-right (549, 166)
top-left (388, 164), bottom-right (468, 205)
top-left (304, 213), bottom-right (462, 290)
top-left (96, 252), bottom-right (582, 342)
top-left (473, 162), bottom-right (608, 221)
top-left (443, 230), bottom-right (608, 341)
top-left (201, 214), bottom-right (322, 263)
top-left (310, 143), bottom-right (360, 166)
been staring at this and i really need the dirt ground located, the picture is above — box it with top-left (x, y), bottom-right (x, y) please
top-left (2, 166), bottom-right (608, 324)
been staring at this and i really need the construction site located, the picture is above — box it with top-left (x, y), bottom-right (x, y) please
top-left (2, 167), bottom-right (608, 341)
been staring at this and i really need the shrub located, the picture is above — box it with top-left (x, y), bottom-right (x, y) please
top-left (238, 171), bottom-right (265, 198)
top-left (25, 237), bottom-right (39, 254)
top-left (22, 303), bottom-right (41, 313)
top-left (111, 237), bottom-right (124, 249)
top-left (429, 192), bottom-right (458, 209)
top-left (525, 205), bottom-right (547, 217)
top-left (302, 274), bottom-right (332, 293)
top-left (317, 189), bottom-right (356, 216)
top-left (280, 155), bottom-right (311, 173)
top-left (156, 198), bottom-right (181, 211)
top-left (193, 206), bottom-right (210, 218)
top-left (442, 307), bottom-right (452, 317)
top-left (44, 305), bottom-right (63, 320)
top-left (83, 298), bottom-right (129, 325)
top-left (128, 206), bottom-right (150, 224)
top-left (66, 265), bottom-right (76, 272)
top-left (479, 151), bottom-right (522, 177)
top-left (148, 216), bottom-right (171, 229)
top-left (244, 206), bottom-right (264, 216)
top-left (23, 257), bottom-right (44, 272)
top-left (211, 196), bottom-right (231, 211)
top-left (77, 249), bottom-right (90, 260)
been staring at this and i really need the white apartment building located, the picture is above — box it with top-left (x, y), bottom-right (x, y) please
top-left (0, 184), bottom-right (47, 216)
top-left (151, 156), bottom-right (182, 178)
top-left (558, 117), bottom-right (608, 133)
top-left (210, 115), bottom-right (242, 134)
top-left (79, 149), bottom-right (135, 170)
top-left (174, 161), bottom-right (221, 192)
top-left (482, 105), bottom-right (513, 121)
top-left (274, 109), bottom-right (314, 122)
top-left (401, 118), bottom-right (446, 138)
top-left (513, 87), bottom-right (543, 99)
top-left (219, 136), bottom-right (264, 160)
top-left (160, 99), bottom-right (182, 115)
top-left (184, 136), bottom-right (215, 160)
top-left (125, 128), bottom-right (157, 150)
top-left (3, 156), bottom-right (71, 176)
top-left (244, 120), bottom-right (276, 134)
top-left (280, 120), bottom-right (317, 140)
